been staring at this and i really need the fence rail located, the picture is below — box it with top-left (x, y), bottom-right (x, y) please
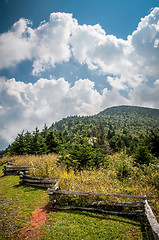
top-left (3, 165), bottom-right (30, 175)
top-left (48, 189), bottom-right (148, 215)
top-left (48, 189), bottom-right (150, 200)
top-left (144, 199), bottom-right (159, 240)
top-left (20, 172), bottom-right (59, 189)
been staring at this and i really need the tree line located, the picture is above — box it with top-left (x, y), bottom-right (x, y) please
top-left (4, 121), bottom-right (159, 170)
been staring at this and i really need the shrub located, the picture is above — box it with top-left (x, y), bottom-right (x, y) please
top-left (113, 152), bottom-right (133, 181)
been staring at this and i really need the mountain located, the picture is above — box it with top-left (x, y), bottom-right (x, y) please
top-left (52, 105), bottom-right (159, 137)
top-left (5, 105), bottom-right (159, 157)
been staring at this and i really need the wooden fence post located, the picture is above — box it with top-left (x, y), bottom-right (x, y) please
top-left (144, 199), bottom-right (159, 240)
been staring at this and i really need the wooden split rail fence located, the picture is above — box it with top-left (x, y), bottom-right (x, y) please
top-left (48, 189), bottom-right (159, 240)
top-left (3, 164), bottom-right (30, 175)
top-left (19, 172), bottom-right (59, 189)
top-left (3, 163), bottom-right (59, 189)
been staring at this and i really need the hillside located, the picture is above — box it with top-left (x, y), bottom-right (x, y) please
top-left (52, 105), bottom-right (159, 142)
top-left (4, 105), bottom-right (159, 161)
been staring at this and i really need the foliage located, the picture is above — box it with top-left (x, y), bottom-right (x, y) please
top-left (59, 136), bottom-right (106, 170)
top-left (144, 128), bottom-right (159, 158)
top-left (7, 126), bottom-right (64, 156)
top-left (51, 105), bottom-right (159, 155)
top-left (133, 144), bottom-right (155, 165)
top-left (110, 152), bottom-right (133, 180)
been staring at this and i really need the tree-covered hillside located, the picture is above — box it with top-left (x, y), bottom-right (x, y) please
top-left (51, 105), bottom-right (159, 152)
top-left (3, 105), bottom-right (159, 169)
top-left (53, 105), bottom-right (159, 136)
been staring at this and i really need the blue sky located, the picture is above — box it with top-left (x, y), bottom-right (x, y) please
top-left (0, 0), bottom-right (159, 150)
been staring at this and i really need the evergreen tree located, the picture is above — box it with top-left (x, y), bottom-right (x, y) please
top-left (24, 131), bottom-right (33, 154)
top-left (133, 144), bottom-right (154, 165)
top-left (41, 124), bottom-right (49, 139)
top-left (145, 128), bottom-right (159, 158)
top-left (9, 131), bottom-right (26, 155)
top-left (59, 136), bottom-right (106, 170)
top-left (45, 130), bottom-right (59, 153)
top-left (32, 127), bottom-right (47, 154)
top-left (94, 121), bottom-right (111, 153)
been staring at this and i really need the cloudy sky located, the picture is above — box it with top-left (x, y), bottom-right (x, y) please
top-left (0, 0), bottom-right (159, 150)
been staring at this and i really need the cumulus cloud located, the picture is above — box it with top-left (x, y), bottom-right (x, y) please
top-left (71, 23), bottom-right (131, 75)
top-left (0, 12), bottom-right (75, 75)
top-left (71, 7), bottom-right (159, 89)
top-left (0, 18), bottom-right (32, 69)
top-left (129, 84), bottom-right (159, 109)
top-left (0, 77), bottom-right (129, 149)
top-left (32, 12), bottom-right (75, 75)
top-left (0, 8), bottom-right (159, 88)
top-left (0, 8), bottom-right (158, 86)
top-left (129, 7), bottom-right (159, 77)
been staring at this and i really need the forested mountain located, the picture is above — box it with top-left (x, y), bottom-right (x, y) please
top-left (3, 105), bottom-right (159, 169)
top-left (52, 105), bottom-right (159, 141)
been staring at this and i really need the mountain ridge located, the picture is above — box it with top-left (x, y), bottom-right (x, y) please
top-left (97, 105), bottom-right (159, 117)
top-left (50, 104), bottom-right (159, 154)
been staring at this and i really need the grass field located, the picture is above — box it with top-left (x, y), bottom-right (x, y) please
top-left (0, 159), bottom-right (155, 240)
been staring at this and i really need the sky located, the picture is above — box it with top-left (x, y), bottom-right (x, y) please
top-left (0, 0), bottom-right (159, 150)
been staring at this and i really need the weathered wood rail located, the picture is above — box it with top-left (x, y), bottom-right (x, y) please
top-left (48, 189), bottom-right (150, 199)
top-left (47, 189), bottom-right (148, 215)
top-left (144, 199), bottom-right (159, 240)
top-left (3, 165), bottom-right (30, 175)
top-left (48, 189), bottom-right (159, 239)
top-left (20, 172), bottom-right (59, 189)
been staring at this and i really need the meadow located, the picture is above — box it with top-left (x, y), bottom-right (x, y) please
top-left (0, 152), bottom-right (158, 239)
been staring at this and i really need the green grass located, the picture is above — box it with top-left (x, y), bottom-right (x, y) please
top-left (0, 164), bottom-right (152, 240)
top-left (0, 165), bottom-right (48, 239)
top-left (42, 210), bottom-right (146, 240)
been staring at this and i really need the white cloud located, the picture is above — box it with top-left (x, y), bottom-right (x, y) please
top-left (0, 13), bottom-right (75, 75)
top-left (0, 18), bottom-right (32, 69)
top-left (71, 7), bottom-right (159, 89)
top-left (71, 23), bottom-right (132, 78)
top-left (129, 84), bottom-right (159, 109)
top-left (0, 77), bottom-right (129, 149)
top-left (32, 12), bottom-right (75, 75)
top-left (129, 7), bottom-right (159, 77)
top-left (106, 76), bottom-right (127, 90)
top-left (0, 8), bottom-right (159, 88)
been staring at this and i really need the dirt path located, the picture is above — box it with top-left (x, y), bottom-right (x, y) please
top-left (17, 208), bottom-right (47, 240)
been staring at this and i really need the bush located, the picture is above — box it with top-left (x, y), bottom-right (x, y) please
top-left (114, 153), bottom-right (133, 181)
top-left (146, 163), bottom-right (159, 189)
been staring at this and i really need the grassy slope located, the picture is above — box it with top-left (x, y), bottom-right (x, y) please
top-left (0, 164), bottom-right (153, 240)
